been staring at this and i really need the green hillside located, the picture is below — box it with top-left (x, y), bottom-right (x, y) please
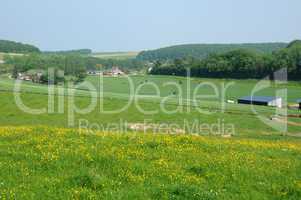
top-left (149, 40), bottom-right (301, 80)
top-left (137, 43), bottom-right (287, 60)
top-left (0, 39), bottom-right (40, 53)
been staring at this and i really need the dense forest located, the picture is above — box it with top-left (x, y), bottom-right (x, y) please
top-left (150, 40), bottom-right (301, 80)
top-left (137, 43), bottom-right (287, 61)
top-left (0, 40), bottom-right (40, 53)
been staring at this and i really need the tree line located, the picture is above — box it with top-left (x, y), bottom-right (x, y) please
top-left (1, 53), bottom-right (146, 84)
top-left (150, 40), bottom-right (301, 80)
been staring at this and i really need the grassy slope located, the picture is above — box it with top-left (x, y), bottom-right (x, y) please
top-left (0, 92), bottom-right (278, 136)
top-left (0, 126), bottom-right (300, 199)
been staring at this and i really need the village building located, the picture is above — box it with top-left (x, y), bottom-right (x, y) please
top-left (17, 71), bottom-right (43, 82)
top-left (18, 73), bottom-right (32, 81)
top-left (238, 96), bottom-right (282, 108)
top-left (103, 67), bottom-right (125, 77)
top-left (111, 67), bottom-right (125, 76)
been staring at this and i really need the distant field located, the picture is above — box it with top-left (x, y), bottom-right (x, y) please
top-left (91, 52), bottom-right (139, 59)
top-left (0, 52), bottom-right (23, 60)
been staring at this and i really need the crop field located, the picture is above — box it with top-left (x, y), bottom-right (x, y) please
top-left (0, 126), bottom-right (301, 199)
top-left (91, 52), bottom-right (139, 59)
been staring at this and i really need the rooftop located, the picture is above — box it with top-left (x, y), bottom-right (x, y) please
top-left (238, 96), bottom-right (280, 102)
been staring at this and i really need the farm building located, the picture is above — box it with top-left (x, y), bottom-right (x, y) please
top-left (238, 96), bottom-right (282, 108)
top-left (111, 67), bottom-right (125, 76)
top-left (297, 99), bottom-right (301, 110)
top-left (87, 71), bottom-right (102, 75)
top-left (17, 71), bottom-right (43, 82)
top-left (17, 73), bottom-right (32, 81)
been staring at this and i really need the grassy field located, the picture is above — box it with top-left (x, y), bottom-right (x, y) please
top-left (0, 126), bottom-right (301, 199)
top-left (91, 52), bottom-right (139, 59)
top-left (0, 75), bottom-right (300, 136)
top-left (2, 74), bottom-right (300, 102)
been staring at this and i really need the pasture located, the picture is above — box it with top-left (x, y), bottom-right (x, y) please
top-left (0, 75), bottom-right (300, 137)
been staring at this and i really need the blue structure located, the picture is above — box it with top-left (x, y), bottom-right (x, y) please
top-left (238, 96), bottom-right (282, 107)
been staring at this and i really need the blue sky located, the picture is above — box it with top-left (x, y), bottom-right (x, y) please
top-left (0, 0), bottom-right (300, 52)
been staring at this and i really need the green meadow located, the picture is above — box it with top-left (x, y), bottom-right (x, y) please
top-left (1, 75), bottom-right (301, 199)
top-left (0, 126), bottom-right (301, 199)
